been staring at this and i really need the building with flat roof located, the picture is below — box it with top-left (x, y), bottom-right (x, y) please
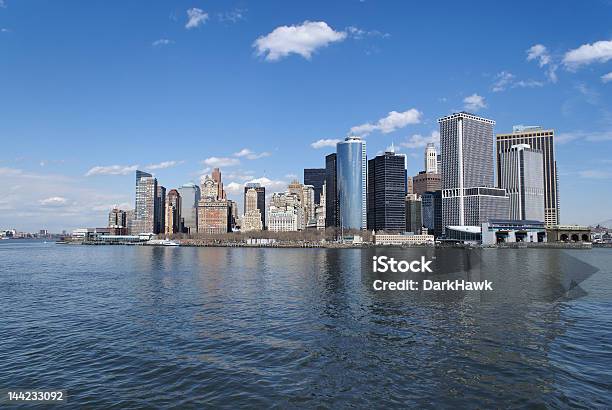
top-left (496, 126), bottom-right (559, 225)
top-left (367, 150), bottom-right (406, 232)
top-left (373, 232), bottom-right (435, 245)
top-left (336, 136), bottom-right (367, 230)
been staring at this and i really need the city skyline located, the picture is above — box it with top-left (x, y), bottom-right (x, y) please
top-left (1, 1), bottom-right (612, 231)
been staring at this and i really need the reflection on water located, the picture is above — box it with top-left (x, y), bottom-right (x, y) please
top-left (0, 242), bottom-right (610, 408)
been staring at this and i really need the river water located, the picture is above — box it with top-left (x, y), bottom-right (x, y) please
top-left (1, 241), bottom-right (611, 408)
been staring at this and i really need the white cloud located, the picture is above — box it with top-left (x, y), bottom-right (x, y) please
top-left (1, 28), bottom-right (10, 33)
top-left (556, 130), bottom-right (612, 144)
top-left (185, 8), bottom-right (208, 29)
top-left (527, 44), bottom-right (551, 67)
top-left (578, 170), bottom-right (612, 179)
top-left (400, 131), bottom-right (440, 149)
top-left (346, 26), bottom-right (390, 40)
top-left (253, 21), bottom-right (347, 61)
top-left (145, 160), bottom-right (183, 170)
top-left (526, 44), bottom-right (558, 82)
top-left (225, 182), bottom-right (243, 194)
top-left (233, 148), bottom-right (271, 160)
top-left (311, 138), bottom-right (341, 149)
top-left (39, 196), bottom-right (68, 207)
top-left (152, 39), bottom-right (174, 47)
top-left (463, 94), bottom-right (486, 112)
top-left (246, 177), bottom-right (287, 192)
top-left (601, 72), bottom-right (612, 83)
top-left (0, 0), bottom-right (5, 8)
top-left (202, 157), bottom-right (240, 167)
top-left (218, 8), bottom-right (246, 23)
top-left (563, 40), bottom-right (612, 69)
top-left (492, 71), bottom-right (545, 92)
top-left (350, 108), bottom-right (422, 137)
top-left (85, 165), bottom-right (138, 176)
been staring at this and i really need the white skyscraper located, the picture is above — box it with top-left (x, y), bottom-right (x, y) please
top-left (425, 142), bottom-right (438, 173)
top-left (499, 144), bottom-right (545, 221)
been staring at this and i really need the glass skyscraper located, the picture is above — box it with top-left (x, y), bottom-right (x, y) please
top-left (177, 182), bottom-right (201, 234)
top-left (367, 150), bottom-right (405, 232)
top-left (336, 136), bottom-right (367, 230)
top-left (325, 153), bottom-right (338, 228)
top-left (132, 170), bottom-right (157, 234)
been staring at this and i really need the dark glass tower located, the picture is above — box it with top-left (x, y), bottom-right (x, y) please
top-left (325, 153), bottom-right (338, 228)
top-left (304, 168), bottom-right (326, 204)
top-left (367, 151), bottom-right (406, 232)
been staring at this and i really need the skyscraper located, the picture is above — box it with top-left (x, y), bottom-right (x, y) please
top-left (325, 153), bottom-right (338, 228)
top-left (212, 167), bottom-right (225, 199)
top-left (367, 150), bottom-right (406, 232)
top-left (413, 171), bottom-right (441, 196)
top-left (496, 126), bottom-right (559, 225)
top-left (304, 168), bottom-right (326, 205)
top-left (242, 187), bottom-right (263, 232)
top-left (243, 183), bottom-right (266, 228)
top-left (131, 170), bottom-right (157, 234)
top-left (405, 193), bottom-right (423, 234)
top-left (165, 189), bottom-right (181, 234)
top-left (439, 112), bottom-right (509, 229)
top-left (425, 142), bottom-right (438, 173)
top-left (155, 185), bottom-right (166, 234)
top-left (336, 136), bottom-right (367, 230)
top-left (198, 170), bottom-right (231, 234)
top-left (177, 183), bottom-right (200, 234)
top-left (499, 144), bottom-right (545, 221)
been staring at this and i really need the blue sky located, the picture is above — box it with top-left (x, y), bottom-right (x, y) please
top-left (1, 0), bottom-right (611, 232)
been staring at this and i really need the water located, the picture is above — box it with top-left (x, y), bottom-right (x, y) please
top-left (1, 241), bottom-right (611, 408)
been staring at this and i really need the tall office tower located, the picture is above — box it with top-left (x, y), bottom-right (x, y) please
top-left (406, 175), bottom-right (413, 195)
top-left (421, 192), bottom-right (435, 234)
top-left (228, 200), bottom-right (238, 230)
top-left (413, 171), bottom-right (441, 196)
top-left (155, 185), bottom-right (166, 234)
top-left (325, 153), bottom-right (338, 228)
top-left (439, 112), bottom-right (509, 229)
top-left (367, 150), bottom-right (406, 232)
top-left (405, 193), bottom-right (423, 234)
top-left (131, 170), bottom-right (157, 234)
top-left (242, 188), bottom-right (263, 232)
top-left (336, 136), bottom-right (367, 230)
top-left (165, 189), bottom-right (181, 234)
top-left (244, 183), bottom-right (266, 228)
top-left (496, 125), bottom-right (559, 225)
top-left (425, 142), bottom-right (438, 173)
top-left (211, 168), bottom-right (225, 199)
top-left (125, 209), bottom-right (135, 234)
top-left (177, 183), bottom-right (200, 234)
top-left (201, 175), bottom-right (219, 199)
top-left (304, 168), bottom-right (326, 205)
top-left (302, 185), bottom-right (316, 227)
top-left (499, 144), bottom-right (545, 221)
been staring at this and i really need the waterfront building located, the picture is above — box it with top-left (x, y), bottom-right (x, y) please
top-left (325, 153), bottom-right (338, 228)
top-left (242, 188), bottom-right (263, 232)
top-left (373, 232), bottom-right (435, 245)
top-left (425, 142), bottom-right (438, 173)
top-left (413, 171), bottom-right (441, 197)
top-left (165, 189), bottom-right (181, 234)
top-left (131, 170), bottom-right (157, 234)
top-left (336, 136), bottom-right (367, 230)
top-left (304, 168), bottom-right (326, 205)
top-left (496, 126), bottom-right (559, 225)
top-left (481, 219), bottom-right (546, 245)
top-left (268, 206), bottom-right (301, 232)
top-left (155, 185), bottom-right (166, 234)
top-left (197, 198), bottom-right (230, 234)
top-left (108, 207), bottom-right (127, 230)
top-left (367, 150), bottom-right (406, 232)
top-left (243, 183), bottom-right (266, 229)
top-left (439, 112), bottom-right (509, 230)
top-left (177, 183), bottom-right (201, 234)
top-left (546, 225), bottom-right (591, 242)
top-left (405, 193), bottom-right (423, 234)
top-left (499, 144), bottom-right (545, 221)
